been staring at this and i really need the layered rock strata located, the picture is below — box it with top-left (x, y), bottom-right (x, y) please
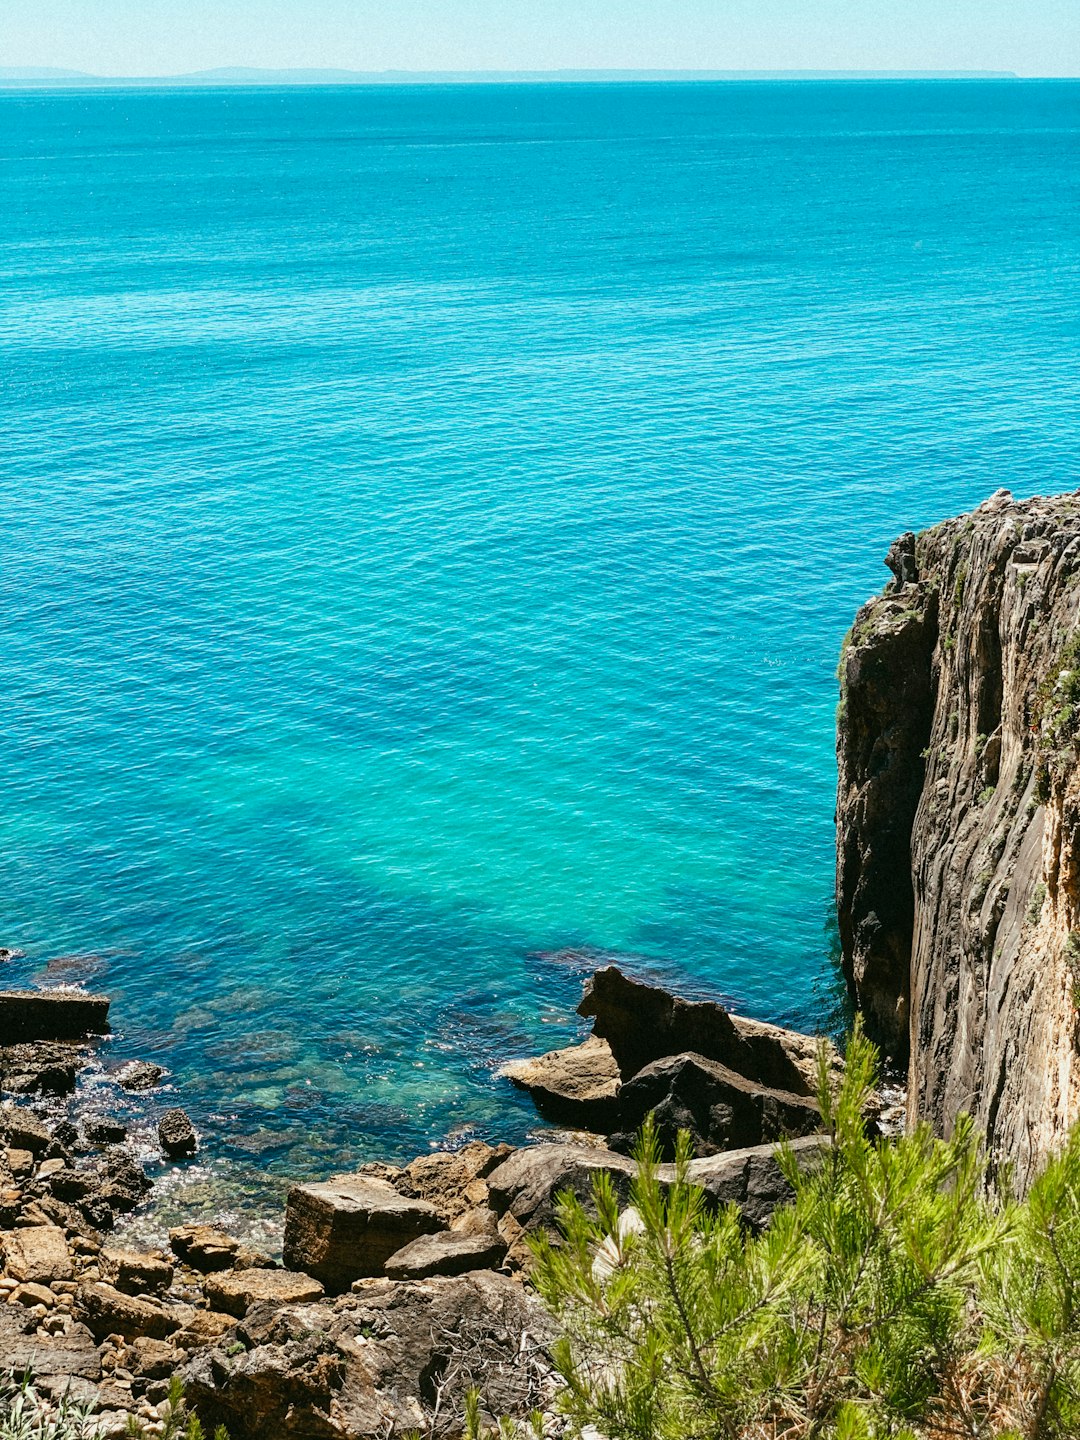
top-left (837, 489), bottom-right (1080, 1176)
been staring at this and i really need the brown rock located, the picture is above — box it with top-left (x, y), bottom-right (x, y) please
top-left (10, 1281), bottom-right (57, 1307)
top-left (383, 1230), bottom-right (508, 1280)
top-left (130, 1336), bottom-right (183, 1379)
top-left (169, 1223), bottom-right (240, 1271)
top-left (0, 1306), bottom-right (101, 1382)
top-left (99, 1247), bottom-right (174, 1296)
top-left (172, 1309), bottom-right (236, 1348)
top-left (579, 966), bottom-right (828, 1094)
top-left (395, 1141), bottom-right (510, 1223)
top-left (282, 1175), bottom-right (441, 1292)
top-left (204, 1267), bottom-right (324, 1317)
top-left (485, 1142), bottom-right (638, 1232)
top-left (77, 1281), bottom-right (180, 1340)
top-left (500, 1035), bottom-right (621, 1128)
top-left (2, 1108), bottom-right (52, 1154)
top-left (2, 1225), bottom-right (72, 1284)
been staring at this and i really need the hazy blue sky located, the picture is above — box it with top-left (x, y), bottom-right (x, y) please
top-left (2, 0), bottom-right (1078, 77)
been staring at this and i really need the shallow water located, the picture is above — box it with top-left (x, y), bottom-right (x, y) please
top-left (2, 80), bottom-right (1079, 1202)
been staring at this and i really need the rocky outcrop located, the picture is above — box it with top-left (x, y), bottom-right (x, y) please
top-left (499, 1035), bottom-right (621, 1128)
top-left (0, 989), bottom-right (110, 1042)
top-left (837, 489), bottom-right (1080, 1176)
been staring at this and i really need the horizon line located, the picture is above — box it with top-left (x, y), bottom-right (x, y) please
top-left (0, 66), bottom-right (1043, 89)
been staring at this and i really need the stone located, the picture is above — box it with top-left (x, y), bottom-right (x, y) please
top-left (395, 1141), bottom-right (512, 1224)
top-left (77, 1281), bottom-right (181, 1340)
top-left (158, 1108), bottom-right (197, 1157)
top-left (579, 966), bottom-right (828, 1094)
top-left (115, 1061), bottom-right (163, 1092)
top-left (0, 947), bottom-right (24, 963)
top-left (10, 1281), bottom-right (57, 1307)
top-left (99, 1247), bottom-right (174, 1296)
top-left (204, 1268), bottom-right (325, 1318)
top-left (2, 1225), bottom-right (72, 1284)
top-left (7, 1147), bottom-right (32, 1175)
top-left (282, 1174), bottom-right (442, 1292)
top-left (0, 1306), bottom-right (101, 1382)
top-left (0, 989), bottom-right (110, 1042)
top-left (84, 1114), bottom-right (128, 1144)
top-left (485, 1143), bottom-right (638, 1232)
top-left (609, 1052), bottom-right (822, 1159)
top-left (169, 1224), bottom-right (240, 1271)
top-left (500, 1035), bottom-right (621, 1128)
top-left (681, 1135), bottom-right (829, 1231)
top-left (172, 1308), bottom-right (236, 1348)
top-left (130, 1336), bottom-right (183, 1379)
top-left (2, 1107), bottom-right (52, 1154)
top-left (383, 1230), bottom-right (508, 1280)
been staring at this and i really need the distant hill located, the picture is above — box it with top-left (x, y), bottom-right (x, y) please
top-left (0, 67), bottom-right (1022, 88)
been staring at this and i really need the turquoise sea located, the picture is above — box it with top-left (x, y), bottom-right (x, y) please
top-left (2, 81), bottom-right (1079, 1204)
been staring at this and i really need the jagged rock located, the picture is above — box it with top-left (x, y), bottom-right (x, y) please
top-left (2, 1107), bottom-right (52, 1154)
top-left (99, 1247), bottom-right (174, 1295)
top-left (0, 989), bottom-right (110, 1042)
top-left (394, 1141), bottom-right (513, 1224)
top-left (115, 1060), bottom-right (163, 1092)
top-left (282, 1175), bottom-right (442, 1292)
top-left (383, 1230), bottom-right (508, 1280)
top-left (500, 1035), bottom-right (621, 1128)
top-left (579, 966), bottom-right (828, 1094)
top-left (172, 1308), bottom-right (236, 1349)
top-left (183, 1271), bottom-right (554, 1440)
top-left (609, 1052), bottom-right (822, 1159)
top-left (84, 1114), bottom-right (128, 1144)
top-left (158, 1107), bottom-right (197, 1157)
top-left (836, 493), bottom-right (1080, 1169)
top-left (129, 1336), bottom-right (184, 1379)
top-left (170, 1223), bottom-right (241, 1271)
top-left (685, 1135), bottom-right (828, 1230)
top-left (1, 1224), bottom-right (72, 1283)
top-left (485, 1143), bottom-right (637, 1231)
top-left (77, 1281), bottom-right (182, 1340)
top-left (0, 1043), bottom-right (80, 1095)
top-left (81, 1148), bottom-right (153, 1219)
top-left (204, 1268), bottom-right (325, 1317)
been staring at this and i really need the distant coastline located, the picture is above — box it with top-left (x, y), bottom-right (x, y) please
top-left (0, 66), bottom-right (1024, 89)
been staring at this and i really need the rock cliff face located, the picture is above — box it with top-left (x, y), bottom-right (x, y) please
top-left (837, 489), bottom-right (1080, 1179)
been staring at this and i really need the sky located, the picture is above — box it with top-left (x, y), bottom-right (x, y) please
top-left (1, 0), bottom-right (1077, 78)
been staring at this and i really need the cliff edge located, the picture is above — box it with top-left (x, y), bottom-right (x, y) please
top-left (837, 488), bottom-right (1080, 1178)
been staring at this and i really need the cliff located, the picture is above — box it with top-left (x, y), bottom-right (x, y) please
top-left (837, 488), bottom-right (1080, 1178)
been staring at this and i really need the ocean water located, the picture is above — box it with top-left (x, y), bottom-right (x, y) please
top-left (1, 80), bottom-right (1079, 1206)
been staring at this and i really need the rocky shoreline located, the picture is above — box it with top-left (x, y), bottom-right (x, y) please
top-left (0, 967), bottom-right (836, 1437)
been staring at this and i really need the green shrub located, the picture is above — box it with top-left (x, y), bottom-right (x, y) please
top-left (530, 1022), bottom-right (1080, 1440)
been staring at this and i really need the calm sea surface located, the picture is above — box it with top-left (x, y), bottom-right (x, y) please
top-left (2, 81), bottom-right (1079, 1210)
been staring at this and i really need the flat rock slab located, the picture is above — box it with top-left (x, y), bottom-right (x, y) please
top-left (170, 1223), bottom-right (240, 1271)
top-left (384, 1230), bottom-right (508, 1280)
top-left (679, 1135), bottom-right (828, 1230)
top-left (485, 1143), bottom-right (638, 1230)
top-left (100, 1247), bottom-right (174, 1295)
top-left (283, 1175), bottom-right (441, 1292)
top-left (500, 1035), bottom-right (620, 1129)
top-left (205, 1267), bottom-right (324, 1317)
top-left (2, 1224), bottom-right (73, 1284)
top-left (0, 1307), bottom-right (101, 1381)
top-left (78, 1281), bottom-right (182, 1341)
top-left (0, 989), bottom-right (110, 1042)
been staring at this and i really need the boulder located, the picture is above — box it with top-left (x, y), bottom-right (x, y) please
top-left (0, 1043), bottom-right (79, 1095)
top-left (609, 1052), bottom-right (822, 1159)
top-left (77, 1281), bottom-right (181, 1340)
top-left (283, 1174), bottom-right (441, 1292)
top-left (500, 1035), bottom-right (621, 1128)
top-left (485, 1143), bottom-right (637, 1231)
top-left (170, 1224), bottom-right (241, 1271)
top-left (0, 989), bottom-right (109, 1042)
top-left (99, 1247), bottom-right (174, 1296)
top-left (0, 1306), bottom-right (101, 1383)
top-left (115, 1060), bottom-right (164, 1092)
top-left (158, 1108), bottom-right (197, 1157)
top-left (1, 1224), bottom-right (72, 1284)
top-left (204, 1268), bottom-right (325, 1318)
top-left (383, 1230), bottom-right (508, 1280)
top-left (130, 1336), bottom-right (184, 1379)
top-left (579, 966), bottom-right (828, 1094)
top-left (10, 1281), bottom-right (57, 1307)
top-left (395, 1141), bottom-right (513, 1224)
top-left (172, 1308), bottom-right (236, 1349)
top-left (2, 1107), bottom-right (52, 1154)
top-left (684, 1135), bottom-right (827, 1230)
top-left (83, 1114), bottom-right (128, 1144)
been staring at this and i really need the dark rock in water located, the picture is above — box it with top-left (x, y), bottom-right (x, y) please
top-left (204, 1267), bottom-right (324, 1317)
top-left (2, 1107), bottom-right (52, 1154)
top-left (116, 1060), bottom-right (164, 1091)
top-left (500, 1035), bottom-right (621, 1129)
top-left (384, 1230), bottom-right (508, 1280)
top-left (0, 946), bottom-right (25, 963)
top-left (579, 966), bottom-right (827, 1094)
top-left (169, 1223), bottom-right (241, 1272)
top-left (0, 1042), bottom-right (80, 1096)
top-left (609, 1052), bottom-right (822, 1159)
top-left (282, 1175), bottom-right (442, 1292)
top-left (183, 1270), bottom-right (553, 1440)
top-left (82, 1147), bottom-right (153, 1220)
top-left (158, 1107), bottom-right (197, 1157)
top-left (83, 1113), bottom-right (128, 1144)
top-left (0, 989), bottom-right (110, 1042)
